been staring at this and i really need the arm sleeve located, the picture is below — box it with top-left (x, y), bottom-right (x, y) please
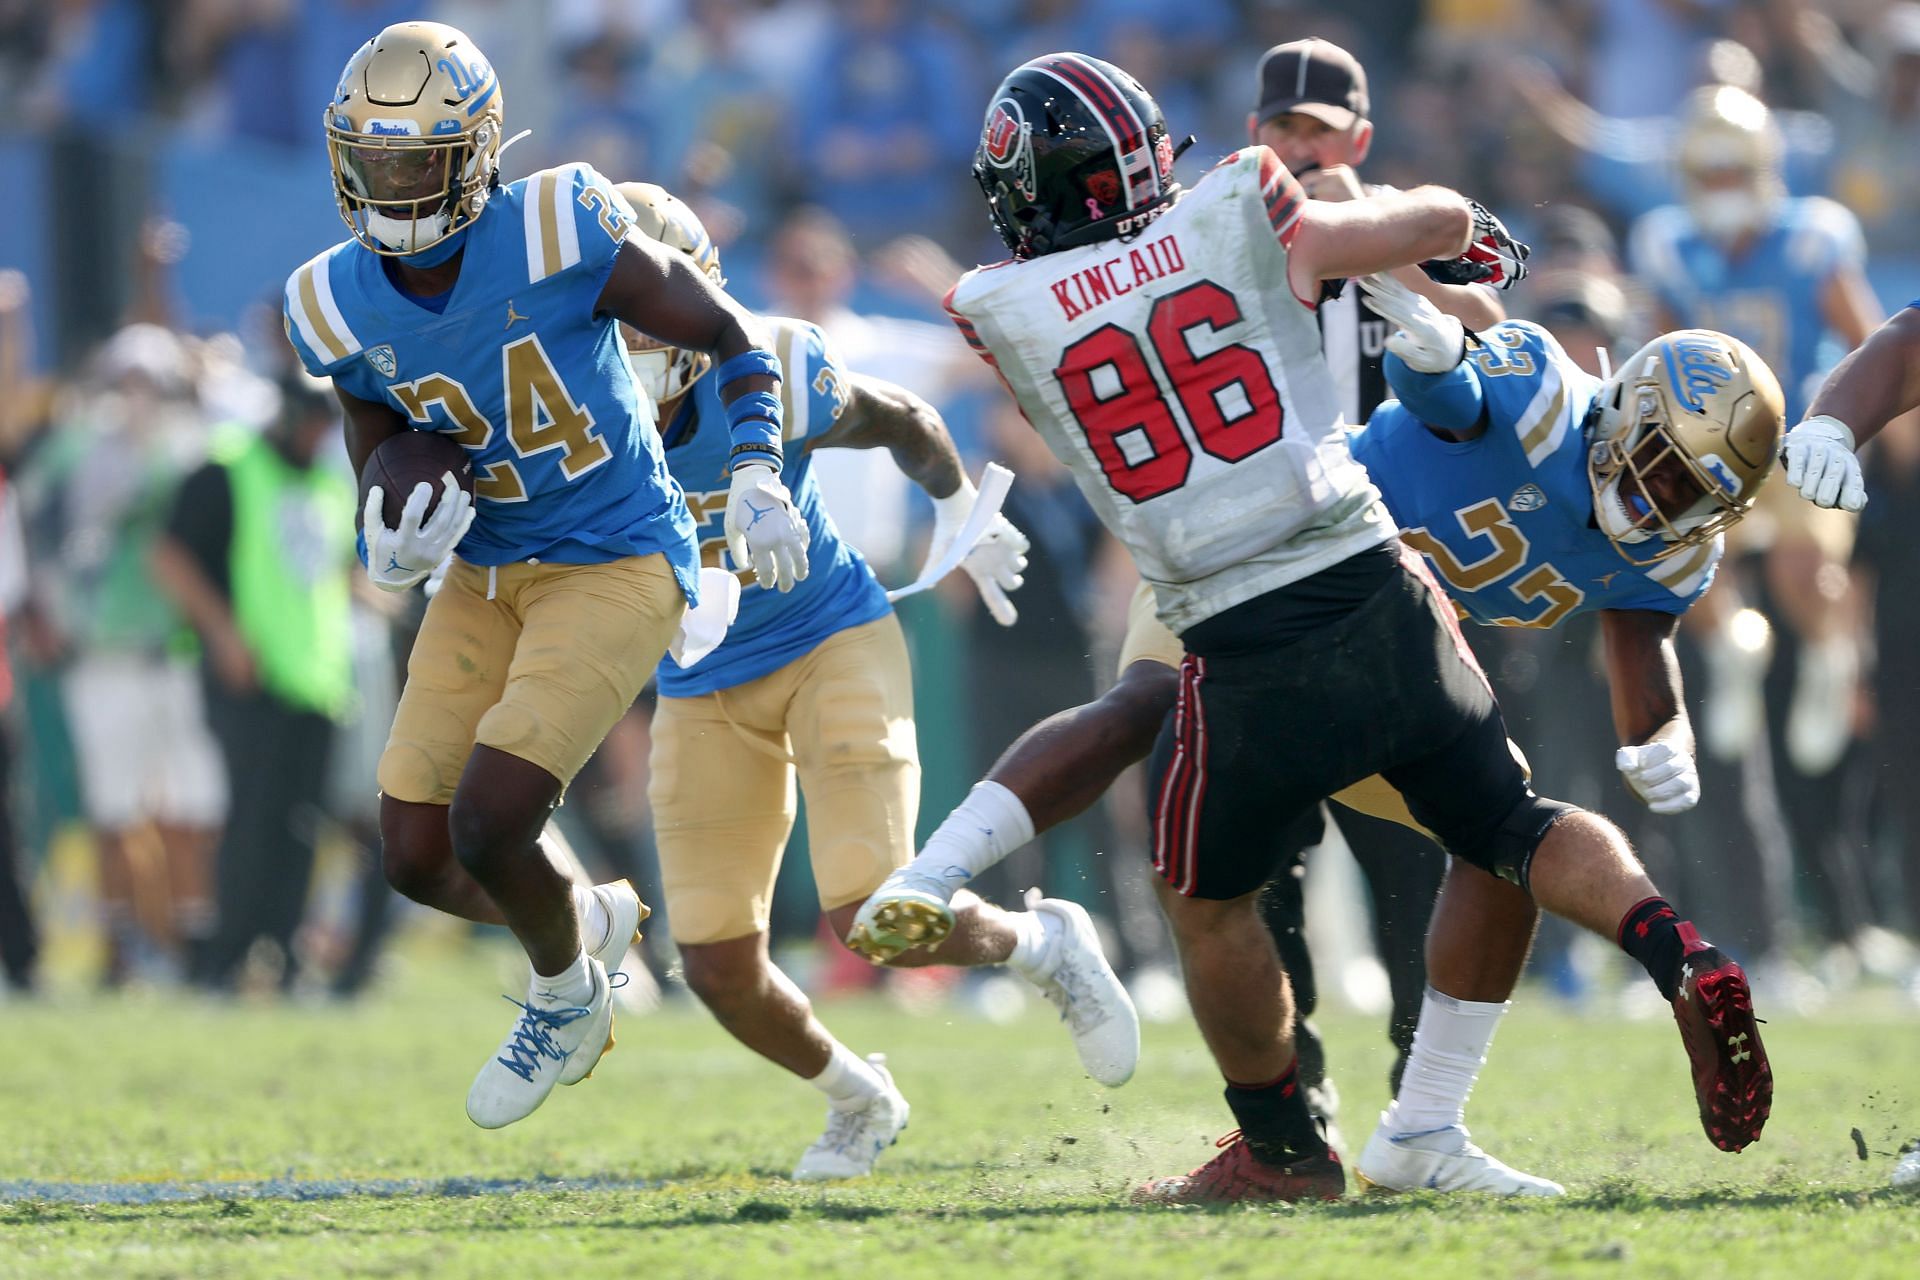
top-left (163, 464), bottom-right (235, 590)
top-left (1383, 355), bottom-right (1486, 434)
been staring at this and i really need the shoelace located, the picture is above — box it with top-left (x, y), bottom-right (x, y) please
top-left (1043, 951), bottom-right (1109, 1035)
top-left (492, 997), bottom-right (592, 1082)
top-left (813, 1099), bottom-right (883, 1156)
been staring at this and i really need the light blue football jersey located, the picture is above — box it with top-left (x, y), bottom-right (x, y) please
top-left (654, 316), bottom-right (891, 698)
top-left (1352, 321), bottom-right (1721, 628)
top-left (1629, 196), bottom-right (1865, 420)
top-left (282, 162), bottom-right (698, 597)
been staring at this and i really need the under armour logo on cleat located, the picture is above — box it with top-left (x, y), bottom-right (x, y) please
top-left (1728, 1032), bottom-right (1751, 1063)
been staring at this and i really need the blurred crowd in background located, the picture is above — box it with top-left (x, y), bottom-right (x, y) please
top-left (2, 0), bottom-right (1920, 1021)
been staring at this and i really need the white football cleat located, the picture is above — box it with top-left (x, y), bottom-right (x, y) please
top-left (1355, 1120), bottom-right (1564, 1197)
top-left (1016, 891), bottom-right (1140, 1087)
top-left (1893, 1143), bottom-right (1920, 1189)
top-left (581, 879), bottom-right (649, 973)
top-left (845, 869), bottom-right (955, 963)
top-left (791, 1054), bottom-right (910, 1181)
top-left (466, 958), bottom-right (616, 1130)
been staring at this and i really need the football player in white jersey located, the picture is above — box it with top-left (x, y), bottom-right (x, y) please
top-left (855, 53), bottom-right (1771, 1204)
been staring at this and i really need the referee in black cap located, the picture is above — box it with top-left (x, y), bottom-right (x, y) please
top-left (1245, 37), bottom-right (1507, 1125)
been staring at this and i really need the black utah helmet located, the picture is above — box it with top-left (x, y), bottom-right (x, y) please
top-left (973, 53), bottom-right (1179, 260)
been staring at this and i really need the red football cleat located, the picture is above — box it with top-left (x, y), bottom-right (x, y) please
top-left (1670, 926), bottom-right (1773, 1152)
top-left (1133, 1130), bottom-right (1345, 1206)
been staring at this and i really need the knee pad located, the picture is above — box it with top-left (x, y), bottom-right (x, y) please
top-left (1453, 792), bottom-right (1575, 894)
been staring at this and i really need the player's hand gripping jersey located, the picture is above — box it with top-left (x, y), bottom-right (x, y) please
top-left (283, 162), bottom-right (698, 591)
top-left (1352, 320), bottom-right (1722, 625)
top-left (656, 317), bottom-right (890, 697)
top-left (945, 146), bottom-right (1393, 635)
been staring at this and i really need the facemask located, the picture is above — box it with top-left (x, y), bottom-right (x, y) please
top-left (629, 349), bottom-right (677, 403)
top-left (1691, 190), bottom-right (1758, 240)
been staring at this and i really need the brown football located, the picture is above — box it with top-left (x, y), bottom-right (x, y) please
top-left (359, 431), bottom-right (475, 527)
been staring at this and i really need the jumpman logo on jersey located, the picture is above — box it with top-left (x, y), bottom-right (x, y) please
top-left (504, 299), bottom-right (530, 329)
top-left (1593, 571), bottom-right (1621, 589)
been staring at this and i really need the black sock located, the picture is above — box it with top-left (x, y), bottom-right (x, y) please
top-left (1617, 896), bottom-right (1696, 1001)
top-left (1223, 1061), bottom-right (1325, 1166)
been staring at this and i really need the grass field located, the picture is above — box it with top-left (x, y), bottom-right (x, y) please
top-left (3, 943), bottom-right (1917, 1280)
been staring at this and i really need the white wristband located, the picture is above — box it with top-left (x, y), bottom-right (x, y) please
top-left (1797, 414), bottom-right (1857, 449)
top-left (932, 477), bottom-right (978, 524)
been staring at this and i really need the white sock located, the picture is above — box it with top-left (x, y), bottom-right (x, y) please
top-left (573, 884), bottom-right (610, 952)
top-left (904, 781), bottom-right (1037, 896)
top-left (1384, 986), bottom-right (1510, 1137)
top-left (809, 1042), bottom-right (885, 1111)
top-left (531, 949), bottom-right (596, 1007)
top-left (1004, 909), bottom-right (1053, 980)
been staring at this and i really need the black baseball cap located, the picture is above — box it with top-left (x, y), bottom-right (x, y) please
top-left (1254, 38), bottom-right (1369, 131)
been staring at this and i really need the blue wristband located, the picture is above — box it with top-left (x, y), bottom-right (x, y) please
top-left (355, 527), bottom-right (370, 569)
top-left (725, 388), bottom-right (784, 452)
top-left (714, 348), bottom-right (781, 388)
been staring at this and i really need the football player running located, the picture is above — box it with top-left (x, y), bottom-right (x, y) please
top-left (854, 53), bottom-right (1772, 1203)
top-left (283, 23), bottom-right (809, 1130)
top-left (1630, 86), bottom-right (1884, 780)
top-left (615, 183), bottom-right (1138, 1181)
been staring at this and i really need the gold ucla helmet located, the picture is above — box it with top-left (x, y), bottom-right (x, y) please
top-left (326, 22), bottom-right (504, 256)
top-left (1675, 85), bottom-right (1783, 241)
top-left (614, 181), bottom-right (725, 404)
top-left (1587, 329), bottom-right (1784, 565)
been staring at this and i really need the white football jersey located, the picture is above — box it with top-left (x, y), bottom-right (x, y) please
top-left (947, 145), bottom-right (1393, 635)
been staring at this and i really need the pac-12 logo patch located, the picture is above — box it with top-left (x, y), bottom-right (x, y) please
top-left (365, 344), bottom-right (398, 378)
top-left (1508, 483), bottom-right (1547, 513)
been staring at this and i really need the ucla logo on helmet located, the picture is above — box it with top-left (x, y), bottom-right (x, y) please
top-left (1662, 336), bottom-right (1734, 413)
top-left (365, 345), bottom-right (398, 378)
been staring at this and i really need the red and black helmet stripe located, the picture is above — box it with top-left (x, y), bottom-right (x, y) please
top-left (1032, 53), bottom-right (1160, 210)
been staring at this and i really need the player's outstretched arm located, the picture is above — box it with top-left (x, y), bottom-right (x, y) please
top-left (1286, 187), bottom-right (1471, 301)
top-left (813, 373), bottom-right (1030, 625)
top-left (601, 236), bottom-right (812, 589)
top-left (1601, 607), bottom-right (1701, 815)
top-left (808, 373), bottom-right (966, 496)
top-left (596, 233), bottom-right (773, 373)
top-left (1785, 306), bottom-right (1920, 510)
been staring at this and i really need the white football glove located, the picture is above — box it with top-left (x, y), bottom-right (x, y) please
top-left (1357, 274), bottom-right (1468, 374)
top-left (928, 477), bottom-right (1030, 626)
top-left (364, 475), bottom-right (475, 593)
top-left (724, 461), bottom-right (810, 592)
top-left (1615, 741), bottom-right (1701, 815)
top-left (1782, 416), bottom-right (1867, 512)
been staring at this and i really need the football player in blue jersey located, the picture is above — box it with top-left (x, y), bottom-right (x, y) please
top-left (615, 183), bottom-right (1139, 1179)
top-left (1629, 84), bottom-right (1883, 798)
top-left (281, 22), bottom-right (810, 1131)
